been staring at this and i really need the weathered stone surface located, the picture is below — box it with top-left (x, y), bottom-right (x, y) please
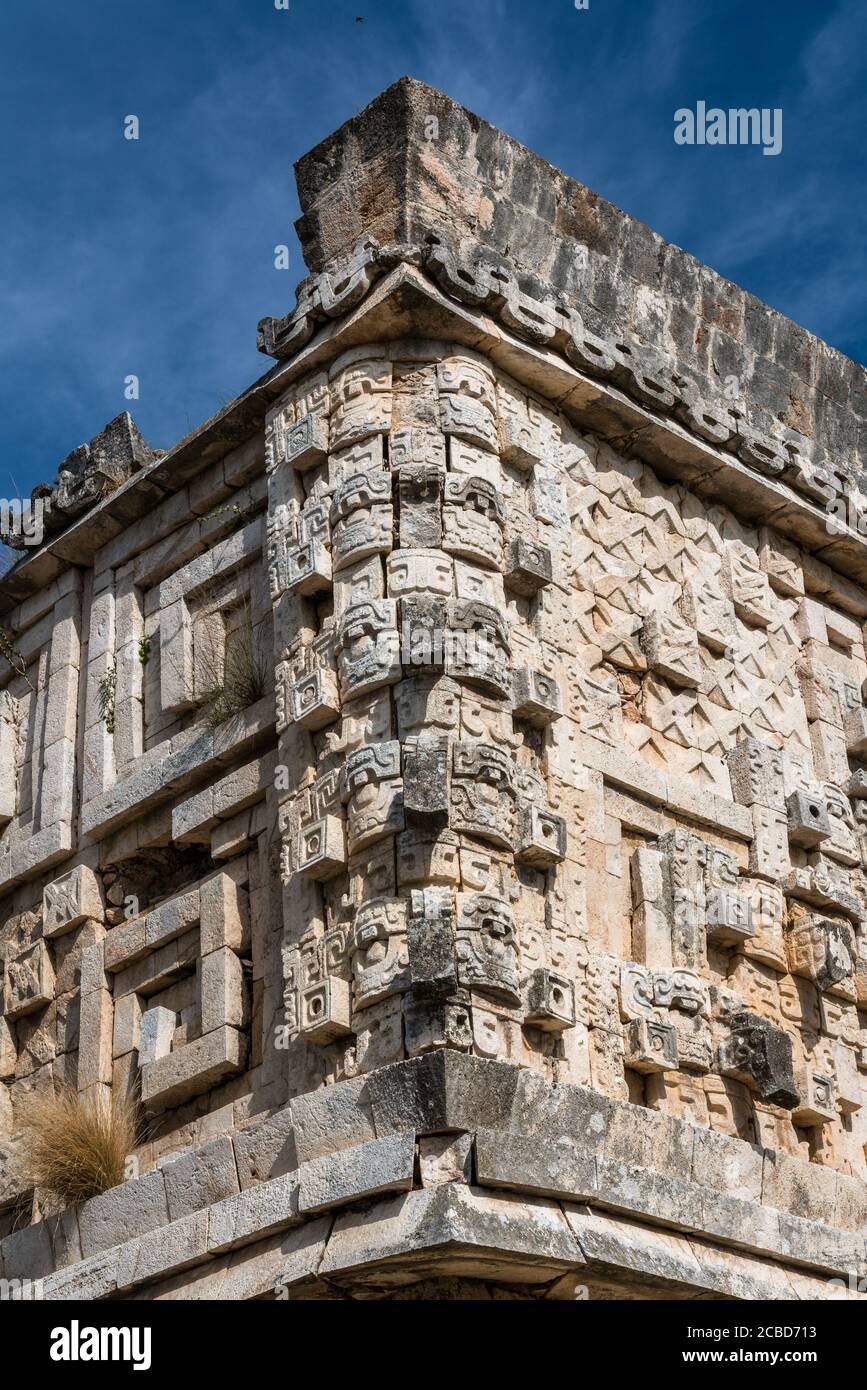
top-left (2, 75), bottom-right (866, 1305)
top-left (78, 1171), bottom-right (169, 1260)
top-left (207, 1172), bottom-right (301, 1254)
top-left (418, 1132), bottom-right (472, 1187)
top-left (297, 1133), bottom-right (415, 1213)
top-left (290, 1075), bottom-right (377, 1164)
top-left (232, 1106), bottom-right (297, 1188)
top-left (475, 1129), bottom-right (596, 1202)
top-left (318, 1184), bottom-right (583, 1281)
top-left (161, 1137), bottom-right (241, 1221)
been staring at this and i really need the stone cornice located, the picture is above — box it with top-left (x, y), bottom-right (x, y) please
top-left (5, 259), bottom-right (867, 625)
top-left (4, 1058), bottom-right (864, 1300)
top-left (258, 232), bottom-right (867, 548)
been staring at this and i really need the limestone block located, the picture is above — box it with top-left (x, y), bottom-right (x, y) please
top-left (387, 548), bottom-right (452, 598)
top-left (760, 1149), bottom-right (842, 1225)
top-left (389, 427), bottom-right (447, 472)
top-left (503, 536), bottom-right (553, 597)
top-left (515, 805), bottom-right (567, 867)
top-left (43, 865), bottom-right (104, 938)
top-left (785, 915), bottom-right (855, 994)
top-left (843, 701), bottom-right (867, 756)
top-left (786, 789), bottom-right (832, 847)
top-left (0, 703), bottom-right (17, 825)
top-left (200, 947), bottom-right (245, 1033)
top-left (141, 1025), bottom-right (246, 1110)
top-left (160, 598), bottom-right (195, 713)
top-left (624, 1016), bottom-right (678, 1073)
top-left (290, 1074), bottom-right (377, 1164)
top-left (402, 741), bottom-right (449, 828)
top-left (78, 1170), bottom-right (169, 1260)
top-left (438, 392), bottom-right (497, 451)
top-left (289, 667), bottom-right (340, 730)
top-left (456, 894), bottom-right (520, 1004)
top-left (112, 993), bottom-right (142, 1059)
top-left (43, 666), bottom-right (78, 746)
top-left (284, 412), bottom-right (329, 471)
top-left (530, 468), bottom-right (569, 529)
top-left (442, 474), bottom-right (504, 569)
top-left (511, 668), bottom-right (562, 726)
top-left (283, 537), bottom-right (332, 596)
top-left (397, 464), bottom-right (443, 549)
top-left (404, 996), bottom-right (473, 1056)
top-left (298, 976), bottom-right (352, 1044)
top-left (330, 473), bottom-right (393, 571)
top-left (351, 899), bottom-right (410, 1009)
top-left (445, 597), bottom-right (511, 699)
top-left (145, 889), bottom-right (200, 951)
top-left (811, 718), bottom-right (850, 784)
top-left (207, 1172), bottom-right (301, 1254)
top-left (232, 1107), bottom-right (297, 1188)
top-left (679, 579), bottom-right (735, 654)
top-left (524, 969), bottom-right (575, 1032)
top-left (336, 599), bottom-right (401, 698)
top-left (0, 1018), bottom-right (15, 1081)
top-left (721, 548), bottom-right (773, 627)
top-left (4, 940), bottom-right (54, 1020)
top-left (791, 1069), bottom-right (836, 1127)
top-left (450, 743), bottom-right (516, 850)
top-left (139, 1006), bottom-right (176, 1066)
top-left (41, 738), bottom-right (76, 827)
top-left (418, 1133), bottom-right (472, 1187)
top-left (342, 739), bottom-right (404, 852)
top-left (726, 737), bottom-right (785, 810)
top-left (748, 806), bottom-right (790, 881)
top-left (330, 359), bottom-right (392, 450)
top-left (162, 1137), bottom-right (241, 1221)
top-left (630, 846), bottom-right (671, 969)
top-left (297, 1133), bottom-right (416, 1214)
top-left (475, 1128), bottom-right (596, 1203)
top-left (758, 527), bottom-right (804, 598)
top-left (717, 1012), bottom-right (799, 1109)
top-left (641, 610), bottom-right (701, 689)
top-left (833, 1041), bottom-right (863, 1115)
top-left (405, 886), bottom-right (455, 1000)
top-left (294, 815), bottom-right (346, 881)
top-left (705, 887), bottom-right (754, 948)
top-left (401, 595), bottom-right (448, 674)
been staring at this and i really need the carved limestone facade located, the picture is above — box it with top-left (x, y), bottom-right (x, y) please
top-left (1, 79), bottom-right (866, 1301)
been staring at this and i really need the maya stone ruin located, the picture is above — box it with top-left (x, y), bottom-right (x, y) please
top-left (1, 77), bottom-right (867, 1301)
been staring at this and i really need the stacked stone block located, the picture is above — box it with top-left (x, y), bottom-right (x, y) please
top-left (1, 79), bottom-right (867, 1299)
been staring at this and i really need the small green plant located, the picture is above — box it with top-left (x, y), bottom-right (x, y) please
top-left (203, 503), bottom-right (246, 537)
top-left (138, 636), bottom-right (151, 666)
top-left (198, 627), bottom-right (265, 728)
top-left (17, 1086), bottom-right (140, 1206)
top-left (98, 663), bottom-right (117, 733)
top-left (0, 624), bottom-right (33, 691)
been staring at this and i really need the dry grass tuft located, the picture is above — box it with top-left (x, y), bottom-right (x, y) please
top-left (17, 1087), bottom-right (139, 1206)
top-left (198, 626), bottom-right (266, 728)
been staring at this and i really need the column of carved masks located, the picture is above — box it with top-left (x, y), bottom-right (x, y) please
top-left (265, 346), bottom-right (582, 1080)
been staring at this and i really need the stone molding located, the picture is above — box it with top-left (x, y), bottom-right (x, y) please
top-left (258, 233), bottom-right (865, 540)
top-left (2, 1058), bottom-right (864, 1299)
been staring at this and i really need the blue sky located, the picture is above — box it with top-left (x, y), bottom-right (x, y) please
top-left (1, 0), bottom-right (865, 498)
